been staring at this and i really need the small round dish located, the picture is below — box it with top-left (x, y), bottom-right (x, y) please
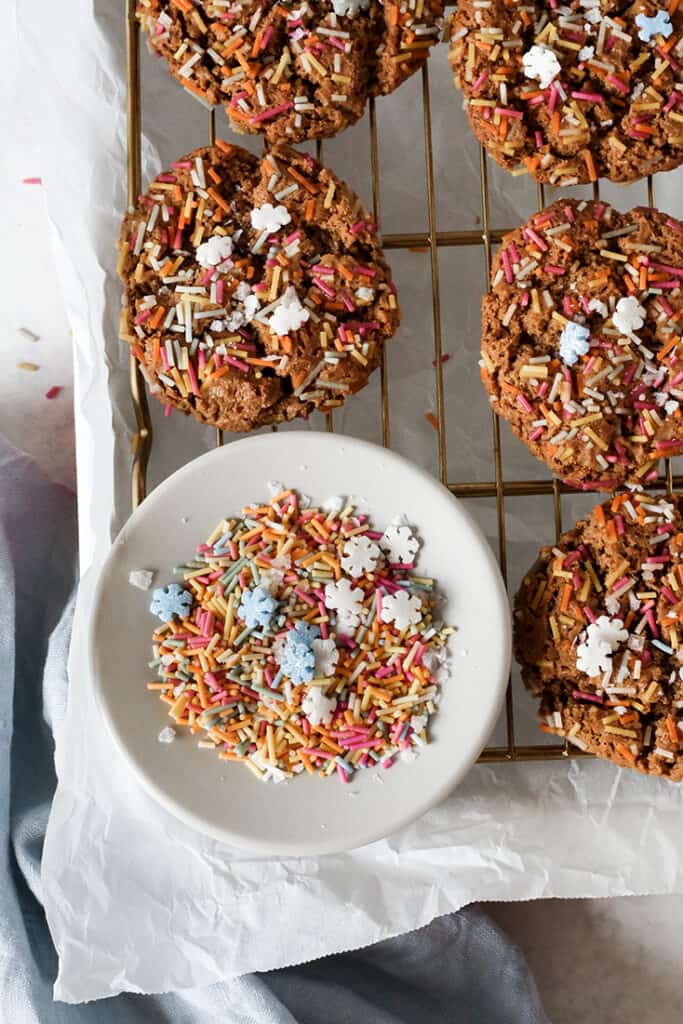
top-left (89, 432), bottom-right (510, 855)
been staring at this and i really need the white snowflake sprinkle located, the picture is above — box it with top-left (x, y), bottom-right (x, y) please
top-left (196, 234), bottom-right (233, 268)
top-left (613, 296), bottom-right (646, 335)
top-left (380, 524), bottom-right (419, 565)
top-left (380, 590), bottom-right (423, 630)
top-left (302, 686), bottom-right (337, 726)
top-left (268, 286), bottom-right (310, 336)
top-left (522, 44), bottom-right (561, 89)
top-left (341, 534), bottom-right (380, 578)
top-left (312, 638), bottom-right (339, 677)
top-left (250, 203), bottom-right (292, 235)
top-left (576, 616), bottom-right (628, 677)
top-left (324, 578), bottom-right (364, 632)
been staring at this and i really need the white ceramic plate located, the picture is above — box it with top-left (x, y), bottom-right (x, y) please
top-left (89, 432), bottom-right (510, 855)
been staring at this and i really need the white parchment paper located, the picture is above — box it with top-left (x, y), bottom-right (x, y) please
top-left (20, 0), bottom-right (683, 1004)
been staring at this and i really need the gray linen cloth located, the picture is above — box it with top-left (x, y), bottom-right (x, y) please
top-left (0, 434), bottom-right (548, 1022)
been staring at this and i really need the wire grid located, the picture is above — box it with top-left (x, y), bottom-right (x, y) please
top-left (124, 1), bottom-right (682, 764)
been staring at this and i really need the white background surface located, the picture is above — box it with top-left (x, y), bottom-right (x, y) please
top-left (4, 11), bottom-right (683, 1021)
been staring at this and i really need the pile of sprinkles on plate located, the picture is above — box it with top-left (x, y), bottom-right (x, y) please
top-left (143, 487), bottom-right (452, 783)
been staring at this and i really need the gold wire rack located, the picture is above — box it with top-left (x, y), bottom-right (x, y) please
top-left (124, 1), bottom-right (682, 764)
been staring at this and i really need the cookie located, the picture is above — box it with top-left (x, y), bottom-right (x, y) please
top-left (481, 198), bottom-right (683, 491)
top-left (137, 0), bottom-right (444, 144)
top-left (118, 142), bottom-right (399, 432)
top-left (515, 492), bottom-right (683, 780)
top-left (448, 0), bottom-right (683, 185)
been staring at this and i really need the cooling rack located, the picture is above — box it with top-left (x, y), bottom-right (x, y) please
top-left (124, 0), bottom-right (682, 764)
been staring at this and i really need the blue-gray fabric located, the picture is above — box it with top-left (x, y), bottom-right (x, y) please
top-left (0, 435), bottom-right (549, 1023)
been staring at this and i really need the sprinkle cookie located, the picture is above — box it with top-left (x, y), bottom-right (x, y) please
top-left (145, 487), bottom-right (452, 783)
top-left (137, 0), bottom-right (444, 144)
top-left (515, 492), bottom-right (683, 780)
top-left (448, 0), bottom-right (683, 185)
top-left (481, 198), bottom-right (683, 490)
top-left (118, 142), bottom-right (399, 432)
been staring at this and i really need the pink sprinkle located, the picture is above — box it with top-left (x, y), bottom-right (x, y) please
top-left (249, 101), bottom-right (294, 124)
top-left (187, 360), bottom-right (200, 396)
top-left (606, 74), bottom-right (629, 94)
top-left (225, 355), bottom-right (249, 373)
top-left (45, 386), bottom-right (62, 400)
top-left (517, 393), bottom-right (533, 413)
top-left (528, 426), bottom-right (545, 442)
top-left (544, 264), bottom-right (566, 276)
top-left (295, 586), bottom-right (317, 607)
top-left (472, 71), bottom-right (488, 93)
top-left (572, 690), bottom-right (603, 705)
top-left (314, 277), bottom-right (336, 299)
top-left (494, 106), bottom-right (523, 119)
top-left (655, 439), bottom-right (683, 450)
top-left (584, 606), bottom-right (597, 624)
top-left (301, 747), bottom-right (335, 760)
top-left (523, 227), bottom-right (548, 252)
top-left (571, 91), bottom-right (604, 103)
top-left (164, 404), bottom-right (172, 417)
top-left (501, 248), bottom-right (514, 284)
top-left (22, 176), bottom-right (42, 185)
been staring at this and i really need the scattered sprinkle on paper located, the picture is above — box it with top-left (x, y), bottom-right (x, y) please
top-left (17, 362), bottom-right (39, 372)
top-left (22, 177), bottom-right (42, 185)
top-left (18, 327), bottom-right (40, 342)
top-left (45, 386), bottom-right (62, 400)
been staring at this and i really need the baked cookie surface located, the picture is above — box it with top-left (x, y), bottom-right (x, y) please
top-left (118, 142), bottom-right (399, 432)
top-left (448, 0), bottom-right (683, 185)
top-left (137, 0), bottom-right (443, 143)
top-left (481, 198), bottom-right (683, 490)
top-left (515, 492), bottom-right (683, 780)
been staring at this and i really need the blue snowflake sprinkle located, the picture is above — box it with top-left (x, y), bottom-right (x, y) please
top-left (559, 321), bottom-right (590, 366)
top-left (280, 640), bottom-right (315, 685)
top-left (636, 10), bottom-right (673, 43)
top-left (287, 621), bottom-right (321, 647)
top-left (150, 584), bottom-right (193, 622)
top-left (238, 585), bottom-right (278, 629)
